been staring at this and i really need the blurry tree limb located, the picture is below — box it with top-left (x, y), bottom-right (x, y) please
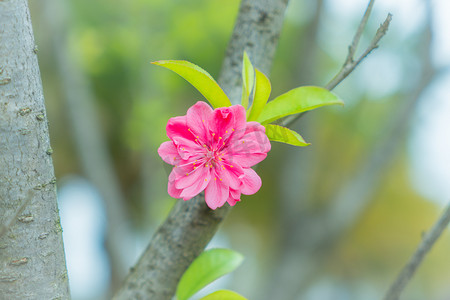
top-left (0, 1), bottom-right (69, 298)
top-left (40, 0), bottom-right (133, 286)
top-left (113, 0), bottom-right (289, 299)
top-left (284, 0), bottom-right (392, 127)
top-left (268, 2), bottom-right (439, 299)
top-left (383, 203), bottom-right (450, 300)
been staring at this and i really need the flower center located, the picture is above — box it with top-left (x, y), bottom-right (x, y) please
top-left (205, 148), bottom-right (220, 168)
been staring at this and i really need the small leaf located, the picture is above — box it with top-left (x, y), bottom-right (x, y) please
top-left (247, 69), bottom-right (271, 121)
top-left (152, 60), bottom-right (231, 108)
top-left (264, 124), bottom-right (310, 147)
top-left (240, 51), bottom-right (255, 110)
top-left (200, 290), bottom-right (248, 300)
top-left (256, 86), bottom-right (343, 124)
top-left (176, 248), bottom-right (244, 300)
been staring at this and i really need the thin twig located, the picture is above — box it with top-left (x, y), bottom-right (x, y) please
top-left (383, 202), bottom-right (450, 300)
top-left (284, 1), bottom-right (392, 127)
top-left (346, 0), bottom-right (375, 64)
top-left (325, 14), bottom-right (392, 91)
top-left (0, 191), bottom-right (33, 238)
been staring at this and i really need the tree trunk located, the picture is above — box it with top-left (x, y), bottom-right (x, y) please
top-left (0, 1), bottom-right (70, 299)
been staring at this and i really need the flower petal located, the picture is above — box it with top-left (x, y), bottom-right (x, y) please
top-left (211, 105), bottom-right (247, 141)
top-left (168, 179), bottom-right (182, 199)
top-left (175, 166), bottom-right (208, 189)
top-left (186, 101), bottom-right (213, 144)
top-left (180, 168), bottom-right (211, 200)
top-left (158, 141), bottom-right (180, 165)
top-left (216, 161), bottom-right (244, 190)
top-left (167, 115), bottom-right (204, 160)
top-left (227, 189), bottom-right (241, 206)
top-left (240, 168), bottom-right (262, 195)
top-left (226, 121), bottom-right (271, 167)
top-left (205, 171), bottom-right (230, 210)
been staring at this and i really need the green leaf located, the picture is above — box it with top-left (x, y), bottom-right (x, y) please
top-left (264, 124), bottom-right (310, 147)
top-left (247, 69), bottom-right (271, 121)
top-left (200, 290), bottom-right (248, 300)
top-left (176, 248), bottom-right (244, 300)
top-left (256, 86), bottom-right (343, 124)
top-left (152, 60), bottom-right (231, 108)
top-left (240, 51), bottom-right (255, 110)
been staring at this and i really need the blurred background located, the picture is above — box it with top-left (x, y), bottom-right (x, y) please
top-left (30, 0), bottom-right (450, 299)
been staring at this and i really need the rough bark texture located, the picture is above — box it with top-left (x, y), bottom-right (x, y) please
top-left (113, 0), bottom-right (289, 299)
top-left (0, 1), bottom-right (70, 299)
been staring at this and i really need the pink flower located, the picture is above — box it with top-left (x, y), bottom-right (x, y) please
top-left (158, 101), bottom-right (271, 209)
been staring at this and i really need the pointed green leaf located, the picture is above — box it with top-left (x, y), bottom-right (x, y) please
top-left (256, 86), bottom-right (343, 124)
top-left (247, 69), bottom-right (271, 121)
top-left (152, 60), bottom-right (231, 108)
top-left (176, 248), bottom-right (244, 300)
top-left (264, 124), bottom-right (310, 147)
top-left (200, 290), bottom-right (248, 300)
top-left (240, 51), bottom-right (255, 110)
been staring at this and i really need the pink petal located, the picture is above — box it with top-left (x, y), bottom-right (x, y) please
top-left (186, 101), bottom-right (213, 144)
top-left (216, 161), bottom-right (244, 190)
top-left (226, 121), bottom-right (271, 167)
top-left (240, 168), bottom-right (262, 195)
top-left (211, 105), bottom-right (247, 141)
top-left (175, 166), bottom-right (208, 189)
top-left (168, 179), bottom-right (182, 199)
top-left (180, 168), bottom-right (211, 200)
top-left (226, 189), bottom-right (241, 206)
top-left (205, 170), bottom-right (230, 210)
top-left (166, 116), bottom-right (191, 140)
top-left (158, 141), bottom-right (180, 165)
top-left (230, 188), bottom-right (241, 199)
top-left (226, 196), bottom-right (240, 206)
top-left (166, 116), bottom-right (204, 160)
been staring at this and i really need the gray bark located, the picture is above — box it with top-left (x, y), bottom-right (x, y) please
top-left (0, 0), bottom-right (70, 299)
top-left (113, 0), bottom-right (289, 298)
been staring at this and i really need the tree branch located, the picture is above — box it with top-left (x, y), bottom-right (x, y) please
top-left (283, 0), bottom-right (392, 127)
top-left (325, 12), bottom-right (392, 91)
top-left (383, 203), bottom-right (450, 300)
top-left (113, 0), bottom-right (290, 298)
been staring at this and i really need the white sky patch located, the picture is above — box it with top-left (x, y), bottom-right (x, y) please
top-left (431, 0), bottom-right (450, 67)
top-left (409, 73), bottom-right (450, 206)
top-left (58, 177), bottom-right (110, 300)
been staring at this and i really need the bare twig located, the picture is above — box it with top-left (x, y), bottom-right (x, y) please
top-left (284, 0), bottom-right (392, 127)
top-left (0, 191), bottom-right (33, 238)
top-left (346, 0), bottom-right (375, 64)
top-left (325, 13), bottom-right (392, 91)
top-left (383, 203), bottom-right (450, 300)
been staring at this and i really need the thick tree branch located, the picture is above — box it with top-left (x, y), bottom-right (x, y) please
top-left (383, 203), bottom-right (450, 300)
top-left (0, 1), bottom-right (69, 298)
top-left (113, 0), bottom-right (289, 298)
